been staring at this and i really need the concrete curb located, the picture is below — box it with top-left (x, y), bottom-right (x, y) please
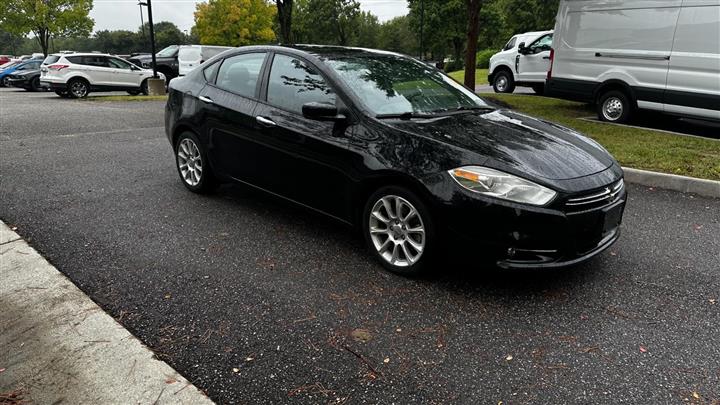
top-left (623, 167), bottom-right (720, 199)
top-left (0, 221), bottom-right (215, 405)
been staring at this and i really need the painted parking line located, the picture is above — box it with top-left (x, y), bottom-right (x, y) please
top-left (0, 221), bottom-right (214, 405)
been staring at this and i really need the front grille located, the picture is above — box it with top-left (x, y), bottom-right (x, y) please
top-left (565, 179), bottom-right (624, 212)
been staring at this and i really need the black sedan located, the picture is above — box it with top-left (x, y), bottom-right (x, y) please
top-left (165, 45), bottom-right (626, 275)
top-left (7, 68), bottom-right (44, 92)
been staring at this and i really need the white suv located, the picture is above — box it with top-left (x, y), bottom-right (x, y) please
top-left (488, 30), bottom-right (553, 94)
top-left (40, 53), bottom-right (164, 98)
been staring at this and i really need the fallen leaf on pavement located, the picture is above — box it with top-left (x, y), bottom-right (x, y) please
top-left (639, 346), bottom-right (648, 353)
top-left (350, 328), bottom-right (372, 343)
top-left (245, 357), bottom-right (254, 362)
top-left (709, 299), bottom-right (716, 305)
top-left (165, 378), bottom-right (177, 384)
top-left (0, 368), bottom-right (5, 373)
top-left (505, 355), bottom-right (513, 361)
top-left (11, 226), bottom-right (17, 231)
top-left (692, 392), bottom-right (700, 399)
top-left (383, 358), bottom-right (390, 363)
top-left (232, 368), bottom-right (239, 373)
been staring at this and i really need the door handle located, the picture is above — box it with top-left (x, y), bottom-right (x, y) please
top-left (256, 116), bottom-right (276, 127)
top-left (542, 56), bottom-right (550, 60)
top-left (198, 95), bottom-right (213, 104)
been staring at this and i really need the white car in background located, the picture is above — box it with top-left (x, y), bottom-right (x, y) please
top-left (488, 30), bottom-right (553, 94)
top-left (40, 53), bottom-right (164, 98)
top-left (177, 45), bottom-right (232, 76)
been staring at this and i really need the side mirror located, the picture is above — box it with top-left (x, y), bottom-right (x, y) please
top-left (131, 65), bottom-right (140, 71)
top-left (302, 102), bottom-right (346, 122)
top-left (518, 42), bottom-right (528, 54)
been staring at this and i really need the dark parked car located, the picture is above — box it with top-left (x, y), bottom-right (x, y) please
top-left (127, 45), bottom-right (180, 82)
top-left (6, 60), bottom-right (44, 91)
top-left (165, 45), bottom-right (627, 275)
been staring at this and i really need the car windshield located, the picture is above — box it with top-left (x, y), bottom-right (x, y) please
top-left (156, 45), bottom-right (178, 58)
top-left (323, 53), bottom-right (489, 116)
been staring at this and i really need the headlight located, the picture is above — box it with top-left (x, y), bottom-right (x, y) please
top-left (448, 166), bottom-right (557, 206)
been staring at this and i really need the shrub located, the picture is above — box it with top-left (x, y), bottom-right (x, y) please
top-left (444, 58), bottom-right (464, 72)
top-left (476, 49), bottom-right (496, 69)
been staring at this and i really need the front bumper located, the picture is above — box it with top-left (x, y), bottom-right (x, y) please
top-left (435, 178), bottom-right (627, 269)
top-left (7, 76), bottom-right (31, 88)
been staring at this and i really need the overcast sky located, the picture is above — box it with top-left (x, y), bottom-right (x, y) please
top-left (90, 0), bottom-right (409, 33)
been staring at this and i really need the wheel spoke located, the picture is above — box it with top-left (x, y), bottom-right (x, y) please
top-left (381, 197), bottom-right (395, 219)
top-left (406, 226), bottom-right (424, 235)
top-left (403, 208), bottom-right (417, 222)
top-left (378, 237), bottom-right (392, 253)
top-left (406, 236), bottom-right (423, 252)
top-left (390, 244), bottom-right (399, 264)
top-left (371, 210), bottom-right (390, 224)
top-left (370, 226), bottom-right (387, 234)
top-left (401, 243), bottom-right (414, 264)
top-left (395, 197), bottom-right (403, 220)
top-left (368, 194), bottom-right (426, 268)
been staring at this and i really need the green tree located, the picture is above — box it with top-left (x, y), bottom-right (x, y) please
top-left (194, 0), bottom-right (276, 46)
top-left (498, 0), bottom-right (559, 34)
top-left (377, 15), bottom-right (417, 55)
top-left (294, 0), bottom-right (360, 45)
top-left (408, 0), bottom-right (466, 62)
top-left (140, 21), bottom-right (186, 49)
top-left (0, 0), bottom-right (93, 56)
top-left (351, 11), bottom-right (380, 48)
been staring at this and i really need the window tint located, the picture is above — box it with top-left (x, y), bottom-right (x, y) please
top-left (83, 56), bottom-right (109, 67)
top-left (108, 58), bottom-right (131, 69)
top-left (216, 52), bottom-right (265, 98)
top-left (66, 56), bottom-right (82, 64)
top-left (203, 61), bottom-right (220, 82)
top-left (267, 54), bottom-right (336, 114)
top-left (503, 37), bottom-right (517, 51)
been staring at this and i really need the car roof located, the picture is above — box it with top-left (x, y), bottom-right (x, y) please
top-left (520, 30), bottom-right (553, 37)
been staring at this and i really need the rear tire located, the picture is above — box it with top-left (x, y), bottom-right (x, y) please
top-left (140, 79), bottom-right (149, 96)
top-left (1, 77), bottom-right (8, 87)
top-left (363, 186), bottom-right (435, 277)
top-left (127, 90), bottom-right (141, 96)
top-left (175, 131), bottom-right (216, 193)
top-left (68, 78), bottom-right (90, 98)
top-left (493, 70), bottom-right (515, 93)
top-left (597, 90), bottom-right (632, 123)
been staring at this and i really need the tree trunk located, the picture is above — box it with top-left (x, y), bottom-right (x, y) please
top-left (276, 0), bottom-right (293, 44)
top-left (464, 0), bottom-right (482, 90)
top-left (34, 27), bottom-right (50, 56)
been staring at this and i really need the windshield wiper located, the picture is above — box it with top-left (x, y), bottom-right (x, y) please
top-left (455, 105), bottom-right (494, 112)
top-left (375, 112), bottom-right (436, 120)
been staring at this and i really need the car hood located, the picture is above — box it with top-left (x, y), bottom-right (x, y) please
top-left (384, 109), bottom-right (615, 181)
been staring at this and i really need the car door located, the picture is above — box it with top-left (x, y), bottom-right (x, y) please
top-left (198, 52), bottom-right (267, 181)
top-left (81, 55), bottom-right (114, 85)
top-left (252, 52), bottom-right (355, 220)
top-left (517, 33), bottom-right (553, 82)
top-left (107, 57), bottom-right (144, 88)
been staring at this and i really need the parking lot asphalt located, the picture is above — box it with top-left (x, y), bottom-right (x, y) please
top-left (1, 87), bottom-right (719, 404)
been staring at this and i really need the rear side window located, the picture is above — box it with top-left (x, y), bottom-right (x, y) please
top-left (203, 62), bottom-right (220, 82)
top-left (266, 54), bottom-right (336, 114)
top-left (215, 52), bottom-right (265, 97)
top-left (82, 56), bottom-right (109, 67)
top-left (66, 56), bottom-right (83, 64)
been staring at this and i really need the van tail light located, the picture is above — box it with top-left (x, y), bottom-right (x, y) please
top-left (48, 64), bottom-right (70, 71)
top-left (547, 48), bottom-right (554, 80)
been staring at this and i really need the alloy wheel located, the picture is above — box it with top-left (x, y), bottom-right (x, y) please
top-left (602, 97), bottom-right (624, 121)
top-left (70, 81), bottom-right (88, 98)
top-left (368, 195), bottom-right (426, 267)
top-left (177, 138), bottom-right (203, 186)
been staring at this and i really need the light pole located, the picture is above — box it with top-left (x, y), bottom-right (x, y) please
top-left (419, 0), bottom-right (425, 61)
top-left (138, 0), bottom-right (159, 78)
top-left (138, 2), bottom-right (147, 51)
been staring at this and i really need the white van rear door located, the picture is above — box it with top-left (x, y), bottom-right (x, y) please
top-left (664, 3), bottom-right (720, 120)
top-left (178, 46), bottom-right (202, 76)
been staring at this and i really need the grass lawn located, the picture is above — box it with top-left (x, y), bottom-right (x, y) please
top-left (84, 95), bottom-right (168, 102)
top-left (447, 69), bottom-right (489, 86)
top-left (480, 93), bottom-right (720, 181)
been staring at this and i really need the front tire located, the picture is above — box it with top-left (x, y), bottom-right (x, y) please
top-left (140, 79), bottom-right (149, 96)
top-left (598, 90), bottom-right (632, 123)
top-left (30, 77), bottom-right (41, 92)
top-left (493, 70), bottom-right (515, 93)
top-left (175, 131), bottom-right (216, 193)
top-left (363, 186), bottom-right (435, 276)
top-left (1, 77), bottom-right (9, 87)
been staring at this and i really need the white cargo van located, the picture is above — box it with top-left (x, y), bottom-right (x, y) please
top-left (488, 30), bottom-right (553, 94)
top-left (547, 0), bottom-right (720, 123)
top-left (178, 45), bottom-right (232, 76)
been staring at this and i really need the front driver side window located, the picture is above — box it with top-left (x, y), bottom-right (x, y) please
top-left (215, 52), bottom-right (266, 98)
top-left (267, 54), bottom-right (336, 114)
top-left (108, 58), bottom-right (131, 69)
top-left (530, 34), bottom-right (553, 53)
top-left (503, 37), bottom-right (517, 51)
